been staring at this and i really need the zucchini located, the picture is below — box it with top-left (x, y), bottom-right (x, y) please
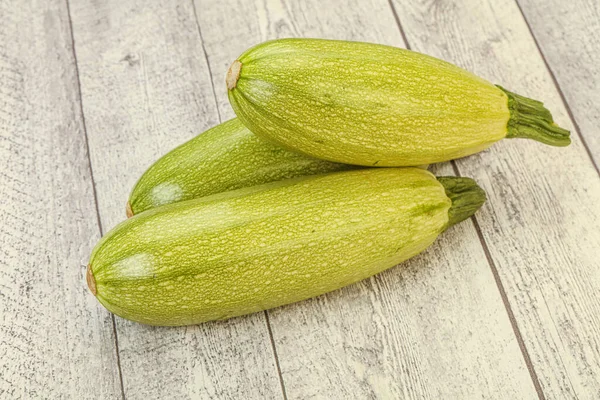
top-left (227, 38), bottom-right (570, 166)
top-left (127, 118), bottom-right (352, 216)
top-left (87, 168), bottom-right (485, 326)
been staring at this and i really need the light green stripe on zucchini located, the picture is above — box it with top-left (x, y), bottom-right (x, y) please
top-left (227, 38), bottom-right (570, 167)
top-left (88, 168), bottom-right (485, 326)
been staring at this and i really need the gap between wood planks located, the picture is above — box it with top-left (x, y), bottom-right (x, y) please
top-left (385, 1), bottom-right (548, 399)
top-left (64, 0), bottom-right (127, 399)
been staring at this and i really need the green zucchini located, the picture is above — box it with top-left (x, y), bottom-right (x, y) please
top-left (226, 38), bottom-right (570, 166)
top-left (127, 118), bottom-right (352, 216)
top-left (87, 168), bottom-right (485, 326)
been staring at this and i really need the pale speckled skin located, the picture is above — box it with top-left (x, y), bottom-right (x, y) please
top-left (128, 118), bottom-right (352, 215)
top-left (228, 38), bottom-right (509, 166)
top-left (90, 168), bottom-right (455, 326)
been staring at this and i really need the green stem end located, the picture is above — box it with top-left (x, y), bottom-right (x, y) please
top-left (498, 85), bottom-right (571, 147)
top-left (437, 177), bottom-right (487, 228)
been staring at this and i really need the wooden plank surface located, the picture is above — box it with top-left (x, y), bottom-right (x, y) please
top-left (0, 1), bottom-right (122, 398)
top-left (517, 0), bottom-right (600, 167)
top-left (2, 0), bottom-right (598, 398)
top-left (67, 1), bottom-right (283, 398)
top-left (195, 0), bottom-right (539, 398)
top-left (388, 0), bottom-right (600, 398)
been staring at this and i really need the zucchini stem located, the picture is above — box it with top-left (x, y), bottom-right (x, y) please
top-left (498, 85), bottom-right (571, 147)
top-left (126, 201), bottom-right (134, 218)
top-left (437, 177), bottom-right (487, 228)
top-left (86, 264), bottom-right (97, 296)
top-left (226, 60), bottom-right (242, 90)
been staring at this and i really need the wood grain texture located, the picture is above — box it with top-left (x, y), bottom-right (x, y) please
top-left (67, 1), bottom-right (282, 398)
top-left (517, 0), bottom-right (600, 167)
top-left (0, 1), bottom-right (122, 398)
top-left (3, 0), bottom-right (593, 398)
top-left (389, 0), bottom-right (600, 398)
top-left (194, 0), bottom-right (538, 398)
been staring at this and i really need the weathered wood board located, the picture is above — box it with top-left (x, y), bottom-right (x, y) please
top-left (1, 0), bottom-right (598, 398)
top-left (0, 1), bottom-right (122, 398)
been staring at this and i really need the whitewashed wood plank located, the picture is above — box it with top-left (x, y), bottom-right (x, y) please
top-left (194, 0), bottom-right (538, 398)
top-left (389, 0), bottom-right (600, 398)
top-left (517, 0), bottom-right (600, 167)
top-left (68, 1), bottom-right (283, 398)
top-left (0, 1), bottom-right (122, 398)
